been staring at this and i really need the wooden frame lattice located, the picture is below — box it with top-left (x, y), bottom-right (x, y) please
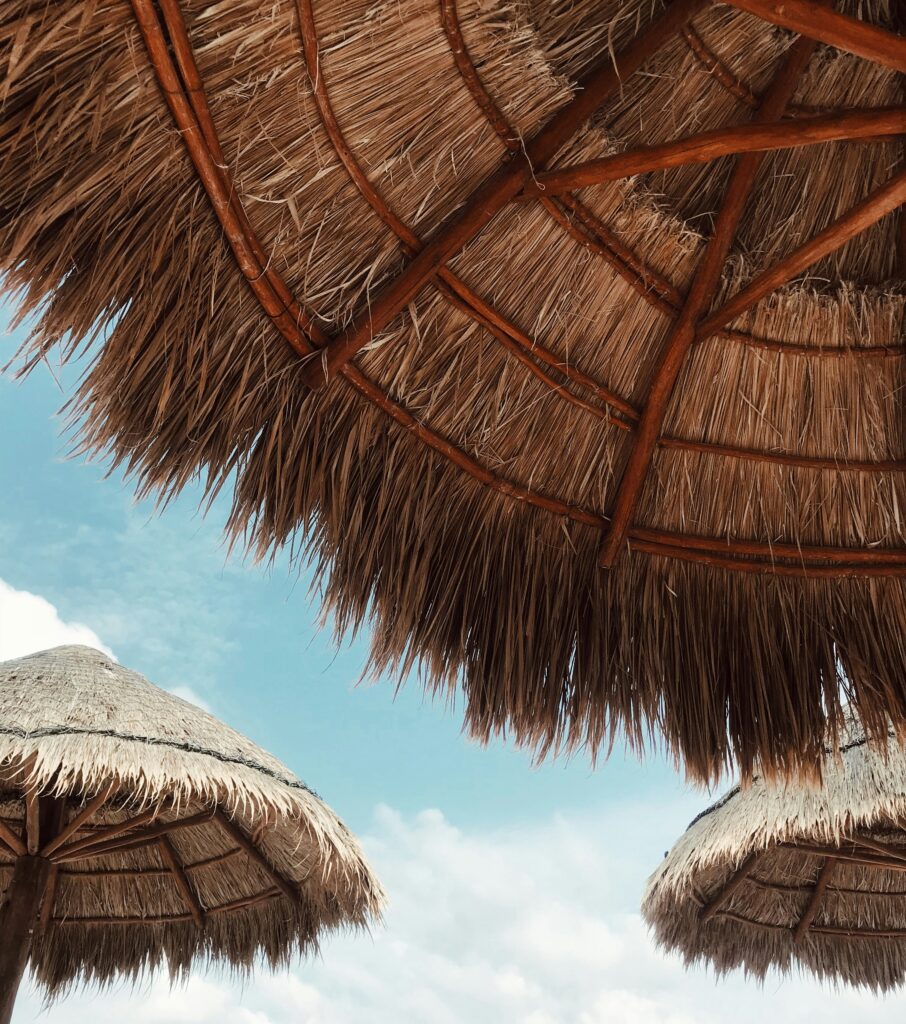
top-left (129, 0), bottom-right (906, 577)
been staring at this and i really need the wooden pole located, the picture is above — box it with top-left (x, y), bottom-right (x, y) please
top-left (794, 857), bottom-right (837, 941)
top-left (0, 857), bottom-right (53, 1024)
top-left (700, 851), bottom-right (759, 921)
top-left (599, 34), bottom-right (818, 567)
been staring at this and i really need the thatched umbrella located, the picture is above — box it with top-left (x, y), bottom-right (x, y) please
top-left (0, 645), bottom-right (383, 1022)
top-left (2, 0), bottom-right (905, 781)
top-left (643, 713), bottom-right (906, 991)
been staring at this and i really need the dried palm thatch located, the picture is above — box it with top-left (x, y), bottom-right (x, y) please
top-left (643, 714), bottom-right (906, 991)
top-left (0, 645), bottom-right (383, 1022)
top-left (1, 0), bottom-right (905, 781)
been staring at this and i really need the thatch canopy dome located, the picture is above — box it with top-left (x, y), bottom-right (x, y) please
top-left (643, 715), bottom-right (906, 992)
top-left (0, 645), bottom-right (383, 1006)
top-left (2, 0), bottom-right (905, 779)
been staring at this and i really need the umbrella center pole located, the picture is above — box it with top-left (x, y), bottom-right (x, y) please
top-left (0, 855), bottom-right (53, 1024)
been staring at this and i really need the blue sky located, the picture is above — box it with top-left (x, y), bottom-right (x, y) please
top-left (1, 310), bottom-right (901, 1021)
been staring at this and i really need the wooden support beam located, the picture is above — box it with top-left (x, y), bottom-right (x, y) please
top-left (40, 785), bottom-right (115, 858)
top-left (158, 836), bottom-right (205, 930)
top-left (48, 805), bottom-right (162, 862)
top-left (0, 857), bottom-right (53, 1024)
top-left (780, 841), bottom-right (906, 870)
top-left (698, 168), bottom-right (906, 338)
top-left (52, 809), bottom-right (213, 864)
top-left (36, 864), bottom-right (59, 938)
top-left (701, 851), bottom-right (759, 920)
top-left (599, 34), bottom-right (818, 567)
top-left (528, 107), bottom-right (906, 194)
top-left (24, 788), bottom-right (38, 857)
top-left (794, 857), bottom-right (837, 941)
top-left (297, 0), bottom-right (709, 388)
top-left (213, 810), bottom-right (298, 904)
top-left (845, 834), bottom-right (906, 863)
top-left (0, 819), bottom-right (26, 859)
top-left (724, 0), bottom-right (906, 73)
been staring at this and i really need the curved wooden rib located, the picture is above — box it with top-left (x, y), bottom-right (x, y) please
top-left (701, 852), bottom-right (759, 920)
top-left (40, 785), bottom-right (115, 858)
top-left (158, 835), bottom-right (205, 929)
top-left (296, 0), bottom-right (636, 428)
top-left (530, 108), bottom-right (906, 195)
top-left (297, 0), bottom-right (709, 386)
top-left (698, 168), bottom-right (906, 337)
top-left (657, 436), bottom-right (906, 473)
top-left (600, 35), bottom-right (820, 567)
top-left (683, 24), bottom-right (760, 108)
top-left (724, 0), bottom-right (906, 73)
top-left (794, 857), bottom-right (837, 942)
top-left (136, 0), bottom-right (906, 577)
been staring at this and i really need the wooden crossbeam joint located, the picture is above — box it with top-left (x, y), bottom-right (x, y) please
top-left (212, 810), bottom-right (299, 904)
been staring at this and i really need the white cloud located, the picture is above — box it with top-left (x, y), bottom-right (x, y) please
top-left (13, 802), bottom-right (906, 1023)
top-left (0, 578), bottom-right (113, 661)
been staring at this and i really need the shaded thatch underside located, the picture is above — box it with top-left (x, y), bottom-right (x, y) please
top-left (0, 647), bottom-right (383, 995)
top-left (643, 717), bottom-right (906, 991)
top-left (1, 0), bottom-right (905, 780)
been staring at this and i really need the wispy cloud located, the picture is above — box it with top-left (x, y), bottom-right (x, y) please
top-left (0, 578), bottom-right (113, 660)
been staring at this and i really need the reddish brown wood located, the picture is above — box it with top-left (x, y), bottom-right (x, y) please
top-left (0, 857), bottom-right (52, 1024)
top-left (158, 836), bottom-right (205, 929)
top-left (299, 0), bottom-right (709, 387)
top-left (706, 329), bottom-right (906, 358)
top-left (846, 835), bottom-right (906, 862)
top-left (630, 538), bottom-right (906, 576)
top-left (213, 811), bottom-right (299, 904)
top-left (530, 108), bottom-right (906, 194)
top-left (725, 0), bottom-right (906, 73)
top-left (297, 0), bottom-right (639, 428)
top-left (701, 852), bottom-right (759, 920)
top-left (40, 785), bottom-right (115, 858)
top-left (600, 36), bottom-right (819, 568)
top-left (438, 0), bottom-right (520, 150)
top-left (0, 818), bottom-right (26, 858)
top-left (810, 925), bottom-right (906, 938)
top-left (781, 842), bottom-right (906, 868)
top-left (207, 888), bottom-right (281, 915)
top-left (794, 857), bottom-right (837, 941)
top-left (699, 168), bottom-right (906, 337)
top-left (629, 526), bottom-right (906, 564)
top-left (682, 25), bottom-right (760, 108)
top-left (657, 435), bottom-right (906, 472)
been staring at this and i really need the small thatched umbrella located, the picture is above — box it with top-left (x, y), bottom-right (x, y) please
top-left (0, 645), bottom-right (383, 1022)
top-left (2, 0), bottom-right (905, 780)
top-left (643, 714), bottom-right (906, 991)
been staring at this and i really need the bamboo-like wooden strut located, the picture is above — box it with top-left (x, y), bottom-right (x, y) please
top-left (36, 864), bottom-right (59, 937)
top-left (0, 817), bottom-right (26, 858)
top-left (682, 25), bottom-right (760, 108)
top-left (54, 888), bottom-right (283, 926)
top-left (724, 0), bottom-right (906, 73)
top-left (297, 0), bottom-right (710, 387)
top-left (794, 857), bottom-right (837, 942)
top-left (48, 806), bottom-right (162, 862)
top-left (52, 810), bottom-right (212, 864)
top-left (846, 835), bottom-right (906, 863)
top-left (158, 836), bottom-right (205, 929)
top-left (137, 0), bottom-right (906, 577)
top-left (40, 785), bottom-right (115, 858)
top-left (698, 168), bottom-right (906, 337)
top-left (529, 108), bottom-right (906, 194)
top-left (213, 810), bottom-right (298, 904)
top-left (700, 852), bottom-right (759, 920)
top-left (295, 0), bottom-right (637, 429)
top-left (599, 34), bottom-right (819, 568)
top-left (780, 842), bottom-right (906, 870)
top-left (24, 786), bottom-right (38, 856)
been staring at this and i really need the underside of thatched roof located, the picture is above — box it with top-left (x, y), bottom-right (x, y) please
top-left (1, 0), bottom-right (905, 780)
top-left (0, 647), bottom-right (383, 995)
top-left (643, 717), bottom-right (906, 991)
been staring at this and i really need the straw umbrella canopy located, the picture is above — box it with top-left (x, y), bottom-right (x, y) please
top-left (643, 714), bottom-right (906, 992)
top-left (2, 0), bottom-right (905, 781)
top-left (0, 645), bottom-right (383, 1021)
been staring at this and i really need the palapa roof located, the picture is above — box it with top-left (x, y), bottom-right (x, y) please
top-left (0, 645), bottom-right (383, 995)
top-left (643, 714), bottom-right (906, 992)
top-left (2, 0), bottom-right (905, 780)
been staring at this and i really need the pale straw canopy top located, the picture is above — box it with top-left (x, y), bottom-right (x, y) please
top-left (2, 0), bottom-right (905, 781)
top-left (0, 645), bottom-right (383, 998)
top-left (643, 715), bottom-right (906, 991)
